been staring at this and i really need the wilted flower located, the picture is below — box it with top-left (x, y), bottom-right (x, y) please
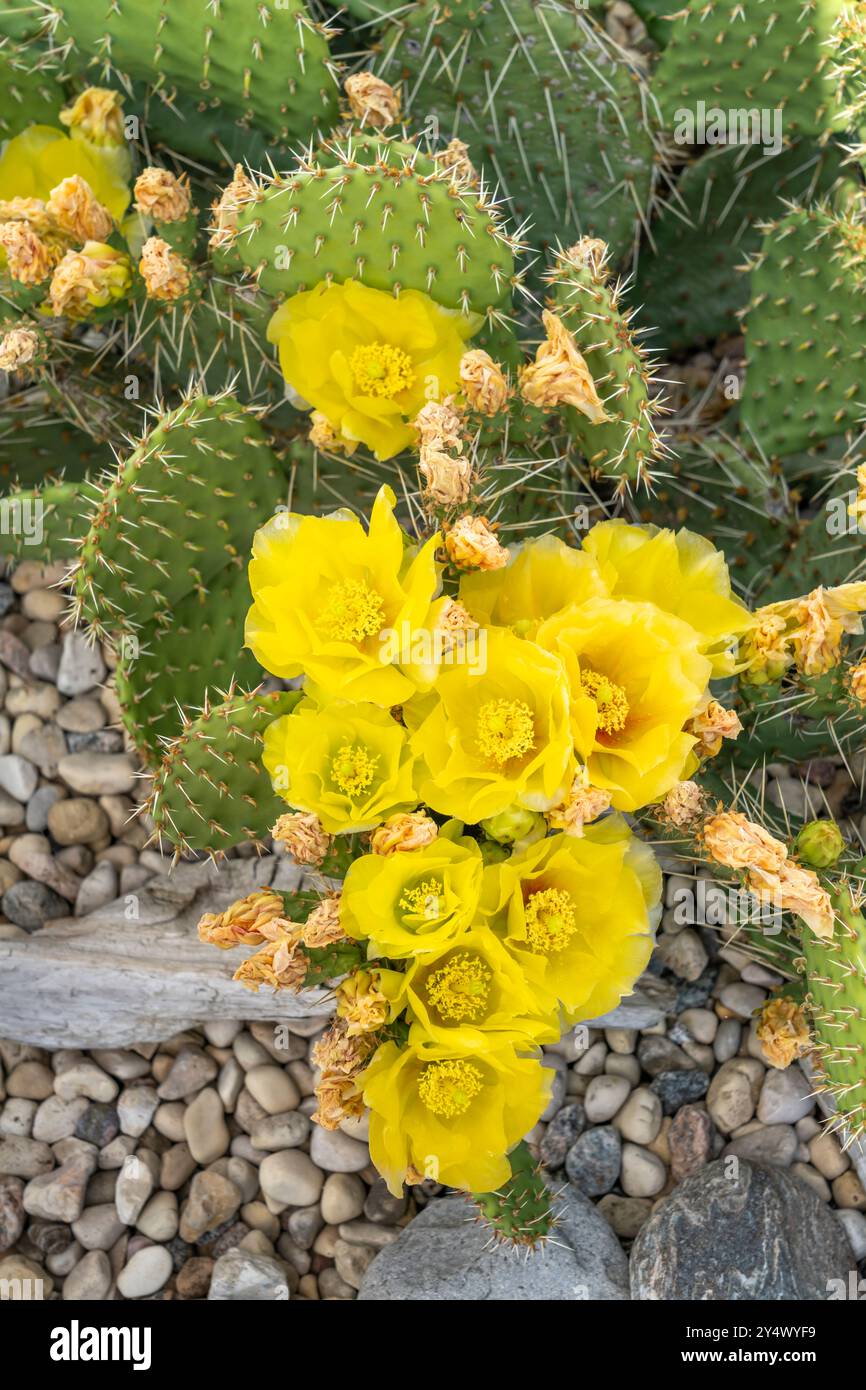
top-left (0, 326), bottom-right (39, 370)
top-left (434, 138), bottom-right (478, 186)
top-left (460, 349), bottom-right (509, 415)
top-left (847, 658), bottom-right (866, 704)
top-left (46, 174), bottom-right (113, 242)
top-left (308, 410), bottom-right (352, 454)
top-left (138, 236), bottom-right (192, 301)
top-left (756, 996), bottom-right (812, 1070)
top-left (335, 969), bottom-right (389, 1037)
top-left (369, 810), bottom-right (439, 855)
top-left (547, 766), bottom-right (612, 837)
top-left (702, 811), bottom-right (787, 875)
top-left (660, 780), bottom-right (705, 828)
top-left (197, 888), bottom-right (288, 950)
top-left (49, 240), bottom-right (132, 318)
top-left (344, 72), bottom-right (401, 128)
top-left (134, 167), bottom-right (193, 223)
top-left (301, 895), bottom-right (346, 949)
top-left (748, 860), bottom-right (835, 942)
top-left (0, 221), bottom-right (59, 283)
top-left (233, 928), bottom-right (308, 993)
top-left (415, 398), bottom-right (471, 506)
top-left (59, 88), bottom-right (125, 147)
top-left (519, 310), bottom-right (610, 422)
top-left (687, 699), bottom-right (743, 758)
top-left (272, 810), bottom-right (332, 866)
top-left (312, 1073), bottom-right (366, 1130)
top-left (445, 514), bottom-right (509, 570)
top-left (209, 164), bottom-right (256, 250)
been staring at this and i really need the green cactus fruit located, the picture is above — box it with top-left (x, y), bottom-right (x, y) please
top-left (71, 391), bottom-right (285, 640)
top-left (800, 882), bottom-right (866, 1145)
top-left (113, 562), bottom-right (263, 761)
top-left (741, 201), bottom-right (866, 458)
top-left (145, 685), bottom-right (301, 859)
top-left (12, 0), bottom-right (340, 166)
top-left (375, 0), bottom-right (658, 265)
top-left (652, 0), bottom-right (848, 140)
top-left (472, 1139), bottom-right (556, 1247)
top-left (635, 141), bottom-right (848, 351)
top-left (796, 819), bottom-right (846, 868)
top-left (544, 239), bottom-right (667, 485)
top-left (230, 131), bottom-right (519, 320)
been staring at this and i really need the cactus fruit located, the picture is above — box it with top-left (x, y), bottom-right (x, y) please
top-left (799, 881), bottom-right (866, 1144)
top-left (145, 685), bottom-right (301, 860)
top-left (472, 1139), bottom-right (556, 1247)
top-left (227, 133), bottom-right (520, 320)
top-left (651, 0), bottom-right (849, 140)
top-left (741, 200), bottom-right (866, 458)
top-left (544, 238), bottom-right (668, 485)
top-left (375, 0), bottom-right (658, 264)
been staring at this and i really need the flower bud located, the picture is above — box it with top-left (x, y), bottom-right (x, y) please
top-left (480, 807), bottom-right (546, 846)
top-left (795, 819), bottom-right (845, 869)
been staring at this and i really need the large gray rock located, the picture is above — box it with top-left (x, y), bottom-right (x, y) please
top-left (583, 974), bottom-right (675, 1031)
top-left (358, 1187), bottom-right (629, 1301)
top-left (0, 857), bottom-right (333, 1047)
top-left (630, 1160), bottom-right (853, 1301)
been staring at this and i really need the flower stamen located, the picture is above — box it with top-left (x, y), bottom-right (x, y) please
top-left (350, 341), bottom-right (416, 398)
top-left (330, 743), bottom-right (379, 798)
top-left (524, 886), bottom-right (577, 954)
top-left (579, 666), bottom-right (629, 735)
top-left (425, 952), bottom-right (493, 1022)
top-left (417, 1059), bottom-right (484, 1117)
top-left (476, 698), bottom-right (535, 766)
top-left (320, 578), bottom-right (385, 644)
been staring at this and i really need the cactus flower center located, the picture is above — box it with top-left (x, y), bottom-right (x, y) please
top-left (476, 698), bottom-right (536, 766)
top-left (524, 886), bottom-right (577, 954)
top-left (330, 743), bottom-right (379, 798)
top-left (350, 341), bottom-right (416, 398)
top-left (418, 1058), bottom-right (484, 1117)
top-left (579, 666), bottom-right (629, 736)
top-left (425, 951), bottom-right (493, 1022)
top-left (399, 877), bottom-right (446, 924)
top-left (320, 578), bottom-right (385, 643)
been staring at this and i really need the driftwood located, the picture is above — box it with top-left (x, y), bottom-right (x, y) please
top-left (0, 855), bottom-right (333, 1049)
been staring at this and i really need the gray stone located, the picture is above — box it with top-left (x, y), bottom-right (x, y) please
top-left (56, 632), bottom-right (107, 697)
top-left (539, 1102), bottom-right (586, 1170)
top-left (757, 1068), bottom-right (815, 1126)
top-left (250, 1110), bottom-right (311, 1151)
top-left (650, 1069), bottom-right (709, 1115)
top-left (565, 1125), bottom-right (621, 1196)
top-left (0, 1176), bottom-right (24, 1252)
top-left (359, 1186), bottom-right (629, 1301)
top-left (309, 1126), bottom-right (369, 1173)
top-left (22, 1150), bottom-right (96, 1222)
top-left (723, 1125), bottom-right (798, 1168)
top-left (116, 1086), bottom-right (158, 1139)
top-left (63, 1249), bottom-right (112, 1301)
top-left (0, 1134), bottom-right (54, 1178)
top-left (74, 862), bottom-right (118, 917)
top-left (26, 785), bottom-right (63, 834)
top-left (116, 1244), bottom-right (172, 1298)
top-left (630, 1160), bottom-right (852, 1300)
top-left (208, 1248), bottom-right (289, 1301)
top-left (3, 880), bottom-right (67, 929)
top-left (0, 754), bottom-right (38, 802)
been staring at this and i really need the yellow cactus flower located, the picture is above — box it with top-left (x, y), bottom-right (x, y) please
top-left (459, 533), bottom-right (607, 637)
top-left (266, 279), bottom-right (479, 460)
top-left (537, 597), bottom-right (711, 812)
top-left (404, 626), bottom-right (573, 822)
top-left (362, 1038), bottom-right (552, 1196)
top-left (582, 520), bottom-right (753, 677)
top-left (245, 485), bottom-right (440, 707)
top-left (750, 583), bottom-right (866, 678)
top-left (262, 698), bottom-right (419, 835)
top-left (340, 834), bottom-right (484, 958)
top-left (377, 923), bottom-right (558, 1048)
top-left (480, 817), bottom-right (661, 1024)
top-left (0, 123), bottom-right (130, 223)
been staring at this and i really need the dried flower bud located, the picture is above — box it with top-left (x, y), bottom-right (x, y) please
top-left (272, 811), bottom-right (332, 867)
top-left (308, 409), bottom-right (354, 455)
top-left (433, 597), bottom-right (479, 655)
top-left (559, 237), bottom-right (610, 279)
top-left (312, 1073), bottom-right (366, 1130)
top-left (519, 310), bottom-right (610, 422)
top-left (370, 810), bottom-right (439, 855)
top-left (0, 221), bottom-right (59, 284)
top-left (847, 658), bottom-right (866, 704)
top-left (747, 860), bottom-right (835, 942)
top-left (459, 348), bottom-right (509, 416)
top-left (445, 514), bottom-right (509, 570)
top-left (686, 700), bottom-right (743, 758)
top-left (312, 1019), bottom-right (377, 1076)
top-left (233, 931), bottom-right (308, 993)
top-left (59, 87), bottom-right (125, 147)
top-left (46, 175), bottom-right (113, 242)
top-left (344, 72), bottom-right (401, 128)
top-left (660, 780), bottom-right (705, 829)
top-left (434, 138), bottom-right (478, 187)
top-left (209, 164), bottom-right (256, 250)
top-left (702, 811), bottom-right (787, 875)
top-left (134, 167), bottom-right (193, 223)
top-left (138, 236), bottom-right (192, 301)
top-left (197, 888), bottom-right (287, 950)
top-left (335, 969), bottom-right (389, 1037)
top-left (755, 997), bottom-right (812, 1070)
top-left (301, 895), bottom-right (346, 949)
top-left (0, 327), bottom-right (40, 371)
top-left (415, 398), bottom-right (471, 506)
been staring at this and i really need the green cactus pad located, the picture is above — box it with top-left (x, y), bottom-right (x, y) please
top-left (113, 561), bottom-right (263, 761)
top-left (652, 0), bottom-right (848, 140)
top-left (472, 1138), bottom-right (556, 1247)
top-left (146, 685), bottom-right (301, 858)
top-left (10, 0), bottom-right (340, 165)
top-left (741, 202), bottom-right (866, 458)
top-left (544, 240), bottom-right (667, 485)
top-left (231, 132), bottom-right (519, 319)
top-left (635, 141), bottom-right (848, 351)
top-left (0, 40), bottom-right (65, 137)
top-left (801, 882), bottom-right (866, 1144)
top-left (375, 0), bottom-right (658, 265)
top-left (72, 391), bottom-right (285, 639)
